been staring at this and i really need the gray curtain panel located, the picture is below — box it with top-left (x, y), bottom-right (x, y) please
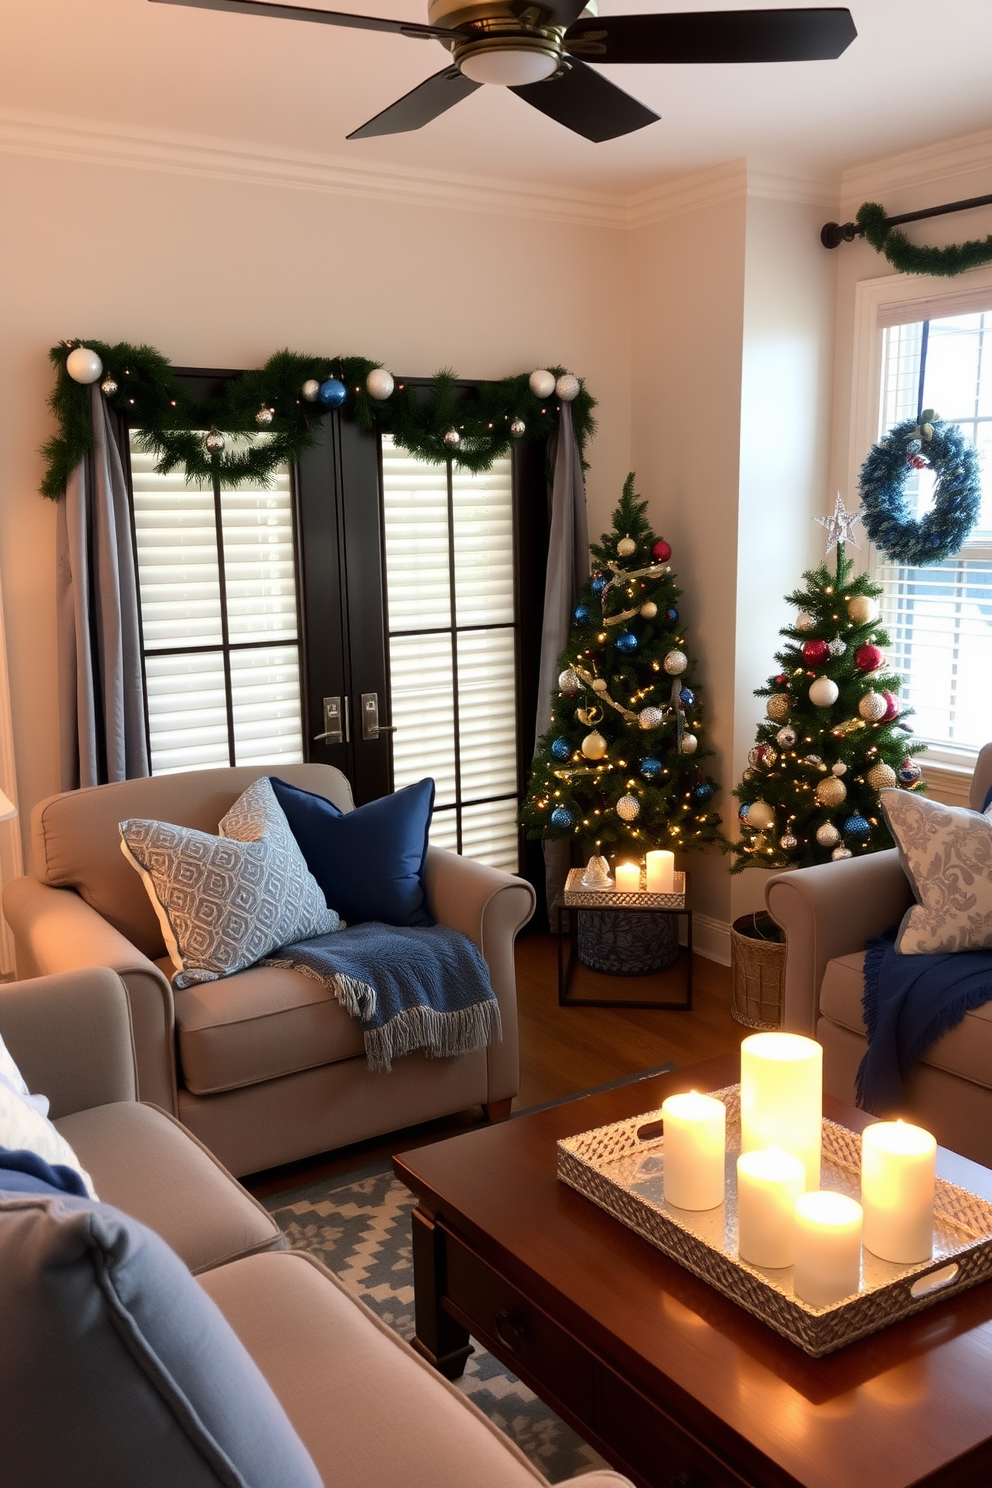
top-left (535, 402), bottom-right (589, 916)
top-left (56, 386), bottom-right (149, 790)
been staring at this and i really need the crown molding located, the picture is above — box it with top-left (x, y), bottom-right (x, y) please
top-left (840, 124), bottom-right (992, 213)
top-left (746, 164), bottom-right (839, 210)
top-left (626, 159), bottom-right (748, 229)
top-left (0, 107), bottom-right (631, 230)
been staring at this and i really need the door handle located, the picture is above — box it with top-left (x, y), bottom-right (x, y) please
top-left (313, 696), bottom-right (350, 745)
top-left (361, 692), bottom-right (396, 741)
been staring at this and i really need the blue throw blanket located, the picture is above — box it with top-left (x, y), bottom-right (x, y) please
top-left (858, 928), bottom-right (992, 1113)
top-left (263, 922), bottom-right (501, 1073)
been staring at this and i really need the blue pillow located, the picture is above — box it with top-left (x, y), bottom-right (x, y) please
top-left (269, 776), bottom-right (435, 928)
top-left (983, 779), bottom-right (992, 813)
top-left (0, 1147), bottom-right (90, 1197)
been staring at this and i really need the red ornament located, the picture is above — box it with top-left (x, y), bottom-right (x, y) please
top-left (907, 454), bottom-right (927, 470)
top-left (652, 539), bottom-right (672, 562)
top-left (855, 644), bottom-right (884, 673)
top-left (881, 691), bottom-right (899, 722)
top-left (802, 639), bottom-right (829, 665)
top-left (775, 674), bottom-right (788, 685)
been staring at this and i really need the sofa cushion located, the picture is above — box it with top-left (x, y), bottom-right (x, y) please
top-left (270, 774), bottom-right (435, 927)
top-left (881, 788), bottom-right (992, 954)
top-left (54, 1101), bottom-right (282, 1273)
top-left (0, 1197), bottom-right (322, 1487)
top-left (200, 1249), bottom-right (547, 1488)
top-left (120, 777), bottom-right (337, 989)
top-left (173, 962), bottom-right (365, 1096)
top-left (820, 951), bottom-right (992, 1094)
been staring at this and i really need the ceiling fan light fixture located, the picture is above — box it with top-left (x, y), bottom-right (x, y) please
top-left (459, 46), bottom-right (558, 86)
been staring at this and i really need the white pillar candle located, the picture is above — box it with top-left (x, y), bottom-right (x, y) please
top-left (662, 1091), bottom-right (726, 1210)
top-left (646, 849), bottom-right (675, 894)
top-left (736, 1148), bottom-right (806, 1269)
top-left (861, 1120), bottom-right (936, 1264)
top-left (793, 1191), bottom-right (863, 1308)
top-left (740, 1032), bottom-right (823, 1190)
top-left (614, 862), bottom-right (641, 892)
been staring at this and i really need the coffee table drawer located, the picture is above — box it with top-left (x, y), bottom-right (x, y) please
top-left (597, 1365), bottom-right (752, 1488)
top-left (443, 1229), bottom-right (594, 1418)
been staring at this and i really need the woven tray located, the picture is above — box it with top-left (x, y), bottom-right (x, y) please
top-left (558, 1086), bottom-right (992, 1356)
top-left (562, 867), bottom-right (686, 910)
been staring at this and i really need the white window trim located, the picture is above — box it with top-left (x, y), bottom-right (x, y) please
top-left (845, 264), bottom-right (992, 784)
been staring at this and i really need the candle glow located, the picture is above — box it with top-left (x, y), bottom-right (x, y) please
top-left (662, 1090), bottom-right (726, 1211)
top-left (861, 1120), bottom-right (936, 1264)
top-left (793, 1190), bottom-right (863, 1308)
top-left (646, 849), bottom-right (675, 894)
top-left (614, 861), bottom-right (641, 892)
top-left (740, 1032), bottom-right (823, 1190)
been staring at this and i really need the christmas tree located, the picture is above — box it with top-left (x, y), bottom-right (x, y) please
top-left (521, 474), bottom-right (722, 862)
top-left (731, 499), bottom-right (925, 873)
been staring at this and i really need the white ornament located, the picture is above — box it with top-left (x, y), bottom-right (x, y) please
top-left (815, 776), bottom-right (847, 807)
top-left (809, 676), bottom-right (839, 708)
top-left (581, 730), bottom-right (607, 760)
top-left (816, 822), bottom-right (841, 848)
top-left (858, 691), bottom-right (887, 722)
top-left (616, 793), bottom-right (640, 822)
top-left (795, 611), bottom-right (814, 632)
top-left (847, 594), bottom-right (880, 625)
top-left (66, 346), bottom-right (103, 384)
top-left (832, 845), bottom-right (853, 861)
top-left (866, 761), bottom-right (898, 791)
top-left (746, 800), bottom-right (776, 831)
top-left (556, 373), bottom-right (580, 402)
top-left (558, 668), bottom-right (580, 694)
top-left (301, 379), bottom-right (321, 402)
top-left (766, 694), bottom-right (792, 722)
top-left (366, 368), bottom-right (394, 401)
top-left (592, 677), bottom-right (608, 692)
top-left (681, 733), bottom-right (698, 755)
top-left (640, 601), bottom-right (657, 619)
top-left (617, 536), bottom-right (637, 558)
top-left (831, 762), bottom-right (848, 777)
top-left (638, 706), bottom-right (664, 730)
top-left (529, 369), bottom-right (556, 399)
top-left (663, 650), bottom-right (687, 675)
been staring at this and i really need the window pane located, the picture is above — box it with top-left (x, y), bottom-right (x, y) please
top-left (382, 438), bottom-right (451, 632)
top-left (231, 645), bottom-right (304, 765)
top-left (130, 439), bottom-right (222, 649)
top-left (460, 798), bottom-right (520, 872)
top-left (389, 632), bottom-right (457, 804)
top-left (221, 477), bottom-right (298, 641)
top-left (456, 629), bottom-right (518, 800)
top-left (144, 651), bottom-right (229, 774)
top-left (429, 808), bottom-right (459, 854)
top-left (451, 457), bottom-right (514, 626)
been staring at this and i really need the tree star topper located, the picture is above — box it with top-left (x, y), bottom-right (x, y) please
top-left (815, 493), bottom-right (862, 554)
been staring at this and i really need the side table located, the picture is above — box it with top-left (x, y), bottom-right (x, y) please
top-left (555, 869), bottom-right (692, 1011)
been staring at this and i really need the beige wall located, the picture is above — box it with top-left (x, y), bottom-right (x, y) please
top-left (0, 147), bottom-right (633, 846)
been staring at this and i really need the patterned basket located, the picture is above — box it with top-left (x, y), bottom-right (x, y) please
top-left (730, 912), bottom-right (785, 1029)
top-left (577, 910), bottom-right (678, 976)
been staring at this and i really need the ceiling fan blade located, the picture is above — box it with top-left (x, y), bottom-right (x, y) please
top-left (511, 59), bottom-right (658, 142)
top-left (348, 67), bottom-right (481, 137)
top-left (564, 8), bottom-right (856, 65)
top-left (148, 0), bottom-right (461, 42)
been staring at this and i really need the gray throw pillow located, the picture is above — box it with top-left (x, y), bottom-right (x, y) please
top-left (881, 787), bottom-right (992, 953)
top-left (0, 1195), bottom-right (322, 1487)
top-left (120, 776), bottom-right (338, 988)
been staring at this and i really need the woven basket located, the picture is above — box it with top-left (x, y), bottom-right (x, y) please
top-left (730, 912), bottom-right (785, 1029)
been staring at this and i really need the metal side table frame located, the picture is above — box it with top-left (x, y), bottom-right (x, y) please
top-left (554, 871), bottom-right (692, 1011)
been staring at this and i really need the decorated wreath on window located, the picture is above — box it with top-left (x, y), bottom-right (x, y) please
top-left (857, 412), bottom-right (982, 566)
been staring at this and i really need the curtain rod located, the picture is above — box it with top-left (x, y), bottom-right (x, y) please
top-left (821, 192), bottom-right (992, 249)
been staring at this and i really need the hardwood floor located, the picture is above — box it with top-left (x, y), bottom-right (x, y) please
top-left (246, 935), bottom-right (740, 1200)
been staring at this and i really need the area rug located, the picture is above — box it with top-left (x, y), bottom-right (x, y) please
top-left (265, 1163), bottom-right (609, 1482)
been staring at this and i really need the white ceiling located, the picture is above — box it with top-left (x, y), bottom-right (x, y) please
top-left (4, 0), bottom-right (992, 198)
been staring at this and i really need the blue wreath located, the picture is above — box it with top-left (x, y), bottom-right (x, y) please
top-left (858, 416), bottom-right (981, 565)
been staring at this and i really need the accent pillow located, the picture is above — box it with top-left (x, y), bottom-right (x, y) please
top-left (0, 1196), bottom-right (322, 1486)
top-left (0, 1081), bottom-right (96, 1197)
top-left (120, 776), bottom-right (338, 989)
top-left (881, 788), bottom-right (992, 954)
top-left (269, 775), bottom-right (435, 927)
top-left (0, 1147), bottom-right (90, 1197)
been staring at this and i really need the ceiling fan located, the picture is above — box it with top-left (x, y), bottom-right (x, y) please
top-left (150, 0), bottom-right (856, 143)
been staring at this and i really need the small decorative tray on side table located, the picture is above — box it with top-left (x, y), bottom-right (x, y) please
top-left (555, 869), bottom-right (692, 1012)
top-left (558, 1085), bottom-right (992, 1357)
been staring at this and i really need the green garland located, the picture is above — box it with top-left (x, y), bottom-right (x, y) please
top-left (857, 201), bottom-right (992, 278)
top-left (41, 341), bottom-right (596, 498)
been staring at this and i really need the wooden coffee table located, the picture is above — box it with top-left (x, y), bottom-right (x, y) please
top-left (394, 1054), bottom-right (992, 1488)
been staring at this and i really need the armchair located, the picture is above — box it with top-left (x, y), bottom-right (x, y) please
top-left (766, 745), bottom-right (992, 1165)
top-left (3, 765), bottom-right (535, 1176)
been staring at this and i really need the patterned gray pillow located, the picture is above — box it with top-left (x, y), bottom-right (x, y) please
top-left (120, 777), bottom-right (338, 988)
top-left (881, 788), bottom-right (992, 954)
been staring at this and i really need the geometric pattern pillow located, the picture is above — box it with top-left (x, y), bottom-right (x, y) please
top-left (881, 787), bottom-right (992, 954)
top-left (119, 777), bottom-right (338, 989)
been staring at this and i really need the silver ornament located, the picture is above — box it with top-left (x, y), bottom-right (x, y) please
top-left (100, 376), bottom-right (118, 397)
top-left (816, 822), bottom-right (841, 848)
top-left (617, 537), bottom-right (637, 558)
top-left (858, 691), bottom-right (887, 722)
top-left (663, 649), bottom-right (687, 676)
top-left (443, 428), bottom-right (461, 449)
top-left (556, 373), bottom-right (580, 402)
top-left (831, 762), bottom-right (848, 777)
top-left (795, 611), bottom-right (814, 632)
top-left (366, 367), bottom-right (394, 401)
top-left (616, 793), bottom-right (640, 822)
top-left (255, 406), bottom-right (274, 427)
top-left (828, 635), bottom-right (847, 658)
top-left (831, 845), bottom-right (853, 861)
top-left (776, 726), bottom-right (798, 748)
top-left (779, 833), bottom-right (798, 852)
top-left (558, 668), bottom-right (580, 694)
top-left (301, 379), bottom-right (321, 402)
top-left (509, 417), bottom-right (526, 438)
top-left (680, 733), bottom-right (698, 755)
top-left (638, 706), bottom-right (664, 730)
top-left (205, 429), bottom-right (226, 454)
top-left (801, 754), bottom-right (825, 769)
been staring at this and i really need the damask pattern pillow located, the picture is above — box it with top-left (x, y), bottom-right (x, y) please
top-left (120, 777), bottom-right (338, 988)
top-left (881, 788), bottom-right (992, 954)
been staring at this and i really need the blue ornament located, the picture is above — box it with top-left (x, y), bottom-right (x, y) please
top-left (640, 757), bottom-right (662, 779)
top-left (665, 608), bottom-right (679, 623)
top-left (692, 783), bottom-right (713, 803)
top-left (843, 814), bottom-right (871, 838)
top-left (550, 806), bottom-right (574, 830)
top-left (738, 802), bottom-right (750, 822)
top-left (573, 604), bottom-right (590, 625)
top-left (550, 738), bottom-right (570, 761)
top-left (318, 377), bottom-right (347, 408)
top-left (679, 687), bottom-right (695, 708)
top-left (592, 574), bottom-right (606, 594)
top-left (616, 631), bottom-right (638, 653)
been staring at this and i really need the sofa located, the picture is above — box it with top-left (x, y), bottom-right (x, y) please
top-left (766, 744), bottom-right (992, 1166)
top-left (3, 764), bottom-right (536, 1177)
top-left (0, 965), bottom-right (630, 1488)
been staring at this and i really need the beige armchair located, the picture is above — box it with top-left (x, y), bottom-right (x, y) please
top-left (766, 745), bottom-right (992, 1166)
top-left (3, 765), bottom-right (535, 1177)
